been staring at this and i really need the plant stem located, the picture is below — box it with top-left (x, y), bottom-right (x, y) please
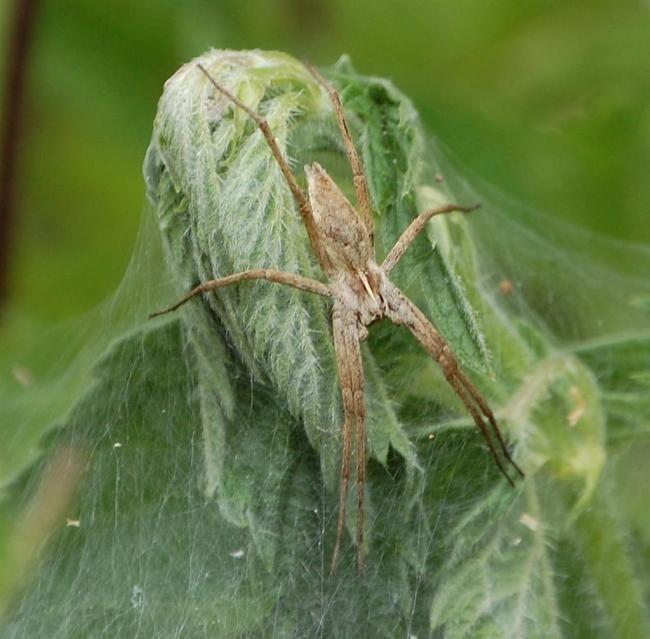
top-left (0, 0), bottom-right (40, 309)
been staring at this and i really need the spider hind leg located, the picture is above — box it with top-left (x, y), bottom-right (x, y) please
top-left (195, 63), bottom-right (331, 273)
top-left (303, 61), bottom-right (374, 237)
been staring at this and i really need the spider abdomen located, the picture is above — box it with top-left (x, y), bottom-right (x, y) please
top-left (305, 162), bottom-right (373, 270)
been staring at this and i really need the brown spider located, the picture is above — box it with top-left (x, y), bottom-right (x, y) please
top-left (151, 62), bottom-right (524, 574)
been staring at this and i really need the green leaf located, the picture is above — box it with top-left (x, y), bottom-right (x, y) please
top-left (2, 49), bottom-right (649, 637)
top-left (574, 333), bottom-right (650, 442)
top-left (429, 483), bottom-right (563, 639)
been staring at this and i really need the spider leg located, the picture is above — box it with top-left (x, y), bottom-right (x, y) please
top-left (196, 64), bottom-right (332, 273)
top-left (382, 203), bottom-right (480, 274)
top-left (331, 303), bottom-right (366, 574)
top-left (149, 268), bottom-right (331, 319)
top-left (443, 372), bottom-right (516, 487)
top-left (303, 61), bottom-right (374, 239)
top-left (383, 281), bottom-right (523, 484)
top-left (452, 366), bottom-right (525, 478)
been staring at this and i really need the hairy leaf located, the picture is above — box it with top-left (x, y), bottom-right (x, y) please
top-left (2, 50), bottom-right (649, 637)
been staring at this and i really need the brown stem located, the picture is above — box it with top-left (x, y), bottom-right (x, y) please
top-left (0, 0), bottom-right (40, 309)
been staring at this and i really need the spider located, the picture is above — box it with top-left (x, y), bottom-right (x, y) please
top-left (151, 62), bottom-right (524, 574)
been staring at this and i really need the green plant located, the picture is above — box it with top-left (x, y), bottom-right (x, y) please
top-left (1, 49), bottom-right (648, 638)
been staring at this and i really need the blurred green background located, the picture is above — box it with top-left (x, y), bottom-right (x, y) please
top-left (1, 0), bottom-right (649, 321)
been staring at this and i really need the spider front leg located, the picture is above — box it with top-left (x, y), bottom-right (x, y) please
top-left (383, 281), bottom-right (524, 484)
top-left (331, 303), bottom-right (367, 575)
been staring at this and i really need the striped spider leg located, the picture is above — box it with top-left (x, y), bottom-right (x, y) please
top-left (151, 63), bottom-right (524, 574)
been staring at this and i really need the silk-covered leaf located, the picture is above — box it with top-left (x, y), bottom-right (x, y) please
top-left (2, 50), bottom-right (649, 637)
